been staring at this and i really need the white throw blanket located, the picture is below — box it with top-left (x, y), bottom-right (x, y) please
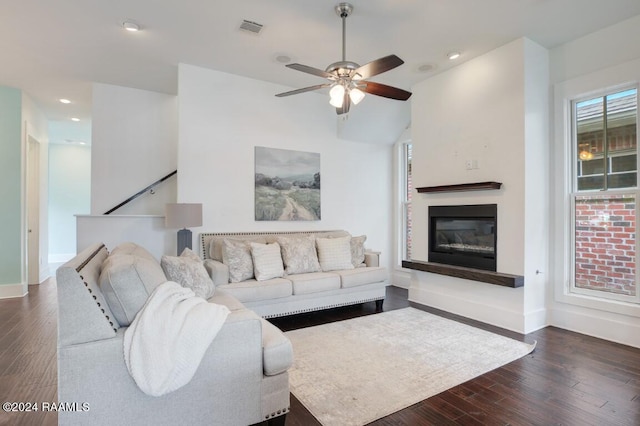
top-left (123, 281), bottom-right (230, 397)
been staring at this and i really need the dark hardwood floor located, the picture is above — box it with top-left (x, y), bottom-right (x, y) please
top-left (1, 280), bottom-right (638, 425)
top-left (270, 287), bottom-right (640, 426)
top-left (0, 281), bottom-right (58, 426)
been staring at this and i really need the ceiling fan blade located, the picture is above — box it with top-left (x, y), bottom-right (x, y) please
top-left (275, 83), bottom-right (332, 97)
top-left (361, 81), bottom-right (412, 101)
top-left (352, 55), bottom-right (404, 80)
top-left (286, 63), bottom-right (336, 80)
top-left (336, 93), bottom-right (351, 115)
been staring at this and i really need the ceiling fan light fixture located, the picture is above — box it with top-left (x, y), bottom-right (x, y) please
top-left (329, 84), bottom-right (345, 107)
top-left (349, 87), bottom-right (365, 105)
top-left (274, 2), bottom-right (411, 114)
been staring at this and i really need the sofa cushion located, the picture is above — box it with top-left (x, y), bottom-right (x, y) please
top-left (350, 235), bottom-right (367, 267)
top-left (259, 318), bottom-right (294, 376)
top-left (222, 239), bottom-right (255, 283)
top-left (161, 248), bottom-right (215, 299)
top-left (250, 242), bottom-right (285, 281)
top-left (217, 278), bottom-right (292, 303)
top-left (110, 242), bottom-right (157, 262)
top-left (276, 235), bottom-right (321, 275)
top-left (316, 236), bottom-right (355, 272)
top-left (99, 254), bottom-right (167, 326)
top-left (207, 289), bottom-right (246, 311)
top-left (287, 272), bottom-right (341, 295)
top-left (336, 266), bottom-right (387, 288)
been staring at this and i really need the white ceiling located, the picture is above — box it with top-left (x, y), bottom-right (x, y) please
top-left (2, 0), bottom-right (640, 143)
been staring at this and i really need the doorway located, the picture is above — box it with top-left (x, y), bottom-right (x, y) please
top-left (27, 135), bottom-right (41, 285)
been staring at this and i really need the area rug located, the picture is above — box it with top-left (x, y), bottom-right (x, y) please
top-left (285, 307), bottom-right (535, 426)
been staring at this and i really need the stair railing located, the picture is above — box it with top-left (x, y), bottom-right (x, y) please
top-left (103, 170), bottom-right (177, 215)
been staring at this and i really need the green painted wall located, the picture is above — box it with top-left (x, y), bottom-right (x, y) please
top-left (0, 86), bottom-right (23, 286)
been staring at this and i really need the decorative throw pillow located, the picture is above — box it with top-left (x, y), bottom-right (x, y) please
top-left (316, 236), bottom-right (354, 272)
top-left (110, 242), bottom-right (158, 262)
top-left (209, 235), bottom-right (267, 261)
top-left (222, 239), bottom-right (255, 283)
top-left (350, 235), bottom-right (367, 267)
top-left (99, 254), bottom-right (167, 326)
top-left (249, 242), bottom-right (285, 281)
top-left (161, 248), bottom-right (215, 299)
top-left (276, 235), bottom-right (321, 275)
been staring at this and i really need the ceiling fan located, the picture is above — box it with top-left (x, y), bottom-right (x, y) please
top-left (275, 2), bottom-right (412, 115)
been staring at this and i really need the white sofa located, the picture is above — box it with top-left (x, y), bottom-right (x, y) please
top-left (200, 230), bottom-right (389, 318)
top-left (56, 242), bottom-right (292, 426)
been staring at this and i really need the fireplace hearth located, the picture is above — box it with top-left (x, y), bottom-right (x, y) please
top-left (429, 204), bottom-right (497, 272)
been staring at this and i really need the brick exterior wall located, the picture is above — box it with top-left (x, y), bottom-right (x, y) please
top-left (575, 194), bottom-right (636, 296)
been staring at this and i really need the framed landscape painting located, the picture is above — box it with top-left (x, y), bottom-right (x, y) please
top-left (255, 146), bottom-right (320, 221)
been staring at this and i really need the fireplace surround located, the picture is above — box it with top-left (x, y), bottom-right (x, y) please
top-left (428, 204), bottom-right (497, 272)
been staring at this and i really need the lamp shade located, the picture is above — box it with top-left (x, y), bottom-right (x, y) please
top-left (165, 203), bottom-right (203, 229)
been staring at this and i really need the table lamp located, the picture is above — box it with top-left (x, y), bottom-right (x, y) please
top-left (165, 203), bottom-right (203, 255)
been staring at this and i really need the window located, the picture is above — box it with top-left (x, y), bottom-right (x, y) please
top-left (401, 143), bottom-right (412, 260)
top-left (572, 88), bottom-right (638, 301)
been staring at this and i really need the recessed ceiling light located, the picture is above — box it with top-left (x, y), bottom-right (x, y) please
top-left (71, 117), bottom-right (80, 122)
top-left (447, 51), bottom-right (461, 60)
top-left (59, 98), bottom-right (71, 104)
top-left (275, 54), bottom-right (292, 64)
top-left (122, 21), bottom-right (140, 32)
top-left (416, 63), bottom-right (437, 73)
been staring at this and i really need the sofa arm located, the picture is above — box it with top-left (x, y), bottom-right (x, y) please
top-left (364, 251), bottom-right (380, 267)
top-left (203, 259), bottom-right (229, 286)
top-left (58, 308), bottom-right (265, 425)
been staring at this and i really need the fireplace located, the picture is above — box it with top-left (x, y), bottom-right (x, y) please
top-left (428, 204), bottom-right (497, 271)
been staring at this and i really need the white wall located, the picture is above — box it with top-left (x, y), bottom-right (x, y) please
top-left (549, 16), bottom-right (640, 348)
top-left (522, 39), bottom-right (550, 331)
top-left (550, 15), bottom-right (640, 85)
top-left (409, 39), bottom-right (549, 333)
top-left (48, 143), bottom-right (91, 261)
top-left (177, 64), bottom-right (394, 268)
top-left (91, 83), bottom-right (178, 215)
top-left (76, 215), bottom-right (173, 261)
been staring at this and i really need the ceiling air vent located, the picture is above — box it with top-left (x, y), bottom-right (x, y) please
top-left (239, 19), bottom-right (263, 35)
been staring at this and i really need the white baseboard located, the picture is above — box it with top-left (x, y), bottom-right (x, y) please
top-left (409, 286), bottom-right (526, 334)
top-left (0, 283), bottom-right (28, 299)
top-left (391, 270), bottom-right (411, 289)
top-left (523, 308), bottom-right (548, 333)
top-left (549, 307), bottom-right (640, 349)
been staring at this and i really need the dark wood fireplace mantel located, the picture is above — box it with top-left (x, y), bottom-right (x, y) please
top-left (416, 181), bottom-right (502, 193)
top-left (402, 260), bottom-right (524, 288)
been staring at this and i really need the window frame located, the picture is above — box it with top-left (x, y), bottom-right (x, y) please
top-left (552, 69), bottom-right (640, 319)
top-left (568, 86), bottom-right (640, 305)
top-left (400, 142), bottom-right (412, 261)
